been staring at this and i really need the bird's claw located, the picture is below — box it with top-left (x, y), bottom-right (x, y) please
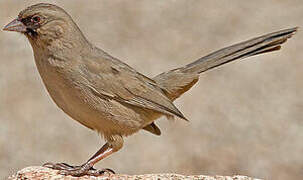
top-left (43, 162), bottom-right (115, 177)
top-left (43, 162), bottom-right (78, 170)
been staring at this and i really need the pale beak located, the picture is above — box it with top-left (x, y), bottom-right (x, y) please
top-left (3, 18), bottom-right (27, 32)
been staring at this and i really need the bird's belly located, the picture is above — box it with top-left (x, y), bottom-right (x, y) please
top-left (36, 63), bottom-right (146, 138)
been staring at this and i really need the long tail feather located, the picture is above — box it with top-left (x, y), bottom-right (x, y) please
top-left (183, 27), bottom-right (298, 74)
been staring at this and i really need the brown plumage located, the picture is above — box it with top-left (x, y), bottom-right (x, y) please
top-left (3, 3), bottom-right (297, 177)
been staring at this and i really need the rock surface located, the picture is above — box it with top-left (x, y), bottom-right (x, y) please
top-left (8, 166), bottom-right (262, 180)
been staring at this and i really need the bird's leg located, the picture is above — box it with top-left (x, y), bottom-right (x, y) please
top-left (43, 143), bottom-right (114, 176)
top-left (44, 135), bottom-right (124, 177)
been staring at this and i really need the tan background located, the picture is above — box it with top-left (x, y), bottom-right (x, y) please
top-left (0, 0), bottom-right (302, 179)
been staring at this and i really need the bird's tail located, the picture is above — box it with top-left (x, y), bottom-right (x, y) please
top-left (182, 27), bottom-right (298, 74)
top-left (154, 27), bottom-right (298, 101)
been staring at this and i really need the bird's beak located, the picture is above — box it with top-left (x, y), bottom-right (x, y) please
top-left (3, 18), bottom-right (27, 33)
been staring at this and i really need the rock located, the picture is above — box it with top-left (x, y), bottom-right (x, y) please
top-left (8, 166), bottom-right (263, 180)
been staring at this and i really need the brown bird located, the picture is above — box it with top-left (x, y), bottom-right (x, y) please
top-left (3, 3), bottom-right (297, 177)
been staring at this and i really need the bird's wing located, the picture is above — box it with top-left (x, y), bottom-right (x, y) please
top-left (83, 54), bottom-right (187, 120)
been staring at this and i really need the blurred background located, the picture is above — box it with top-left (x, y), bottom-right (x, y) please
top-left (0, 0), bottom-right (302, 179)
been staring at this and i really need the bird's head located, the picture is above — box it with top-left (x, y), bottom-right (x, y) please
top-left (3, 3), bottom-right (88, 51)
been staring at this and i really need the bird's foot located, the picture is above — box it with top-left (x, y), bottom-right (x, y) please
top-left (43, 162), bottom-right (115, 177)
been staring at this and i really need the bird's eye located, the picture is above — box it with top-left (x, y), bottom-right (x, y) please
top-left (32, 16), bottom-right (41, 23)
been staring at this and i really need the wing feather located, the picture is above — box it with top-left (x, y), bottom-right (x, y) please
top-left (83, 55), bottom-right (187, 120)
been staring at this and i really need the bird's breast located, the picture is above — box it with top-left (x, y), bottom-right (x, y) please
top-left (34, 55), bottom-right (98, 128)
top-left (33, 55), bottom-right (145, 138)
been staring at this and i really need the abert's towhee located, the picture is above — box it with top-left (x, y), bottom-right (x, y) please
top-left (3, 3), bottom-right (297, 177)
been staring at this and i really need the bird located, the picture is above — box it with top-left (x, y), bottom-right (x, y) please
top-left (3, 3), bottom-right (297, 177)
